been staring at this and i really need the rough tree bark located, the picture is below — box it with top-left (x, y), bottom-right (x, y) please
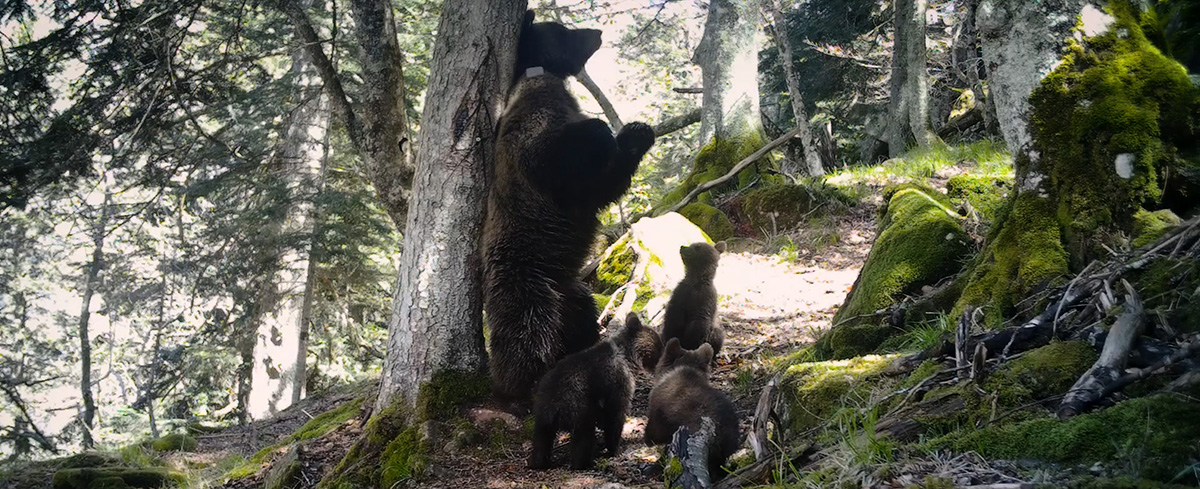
top-left (374, 1), bottom-right (526, 411)
top-left (77, 189), bottom-right (111, 449)
top-left (764, 0), bottom-right (823, 176)
top-left (887, 0), bottom-right (937, 157)
top-left (695, 0), bottom-right (763, 145)
top-left (282, 0), bottom-right (412, 230)
top-left (958, 0), bottom-right (1197, 325)
top-left (247, 31), bottom-right (328, 420)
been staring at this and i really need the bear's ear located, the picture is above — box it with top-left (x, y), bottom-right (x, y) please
top-left (523, 9), bottom-right (535, 28)
top-left (625, 312), bottom-right (642, 328)
top-left (696, 343), bottom-right (714, 365)
top-left (664, 338), bottom-right (682, 358)
top-left (714, 241), bottom-right (727, 253)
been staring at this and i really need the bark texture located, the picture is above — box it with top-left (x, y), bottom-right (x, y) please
top-left (694, 0), bottom-right (762, 144)
top-left (375, 1), bottom-right (526, 411)
top-left (887, 0), bottom-right (937, 157)
top-left (765, 0), bottom-right (823, 176)
top-left (247, 33), bottom-right (328, 420)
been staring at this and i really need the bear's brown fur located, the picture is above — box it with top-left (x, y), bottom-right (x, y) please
top-left (483, 10), bottom-right (656, 405)
top-left (528, 314), bottom-right (661, 470)
top-left (645, 338), bottom-right (741, 479)
top-left (661, 241), bottom-right (726, 358)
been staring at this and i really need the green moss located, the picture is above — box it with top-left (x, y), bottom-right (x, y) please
top-left (631, 283), bottom-right (653, 313)
top-left (986, 341), bottom-right (1098, 403)
top-left (1131, 208), bottom-right (1181, 247)
top-left (595, 235), bottom-right (636, 294)
top-left (937, 395), bottom-right (1200, 482)
top-left (592, 293), bottom-right (611, 312)
top-left (957, 192), bottom-right (1070, 328)
top-left (817, 185), bottom-right (972, 359)
top-left (147, 433), bottom-right (196, 453)
top-left (1131, 257), bottom-right (1200, 335)
top-left (51, 468), bottom-right (185, 489)
top-left (657, 133), bottom-right (774, 212)
top-left (294, 398), bottom-right (363, 441)
top-left (413, 371), bottom-right (490, 422)
top-left (679, 203), bottom-right (734, 242)
top-left (946, 174), bottom-right (1013, 225)
top-left (379, 425), bottom-right (428, 488)
top-left (778, 355), bottom-right (895, 433)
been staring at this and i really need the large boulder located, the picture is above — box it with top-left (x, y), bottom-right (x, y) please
top-left (814, 184), bottom-right (973, 359)
top-left (592, 213), bottom-right (712, 327)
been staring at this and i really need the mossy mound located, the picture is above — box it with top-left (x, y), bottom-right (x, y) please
top-left (777, 355), bottom-right (896, 433)
top-left (1131, 208), bottom-right (1181, 248)
top-left (224, 398), bottom-right (365, 482)
top-left (945, 174), bottom-right (1013, 225)
top-left (937, 395), bottom-right (1200, 483)
top-left (590, 213), bottom-right (712, 327)
top-left (679, 202), bottom-right (734, 242)
top-left (738, 183), bottom-right (854, 234)
top-left (51, 468), bottom-right (185, 489)
top-left (1131, 257), bottom-right (1200, 334)
top-left (815, 185), bottom-right (972, 359)
top-left (148, 433), bottom-right (196, 452)
top-left (657, 133), bottom-right (778, 211)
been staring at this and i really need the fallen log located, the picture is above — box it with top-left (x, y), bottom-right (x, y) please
top-left (748, 375), bottom-right (781, 462)
top-left (1101, 334), bottom-right (1200, 398)
top-left (667, 417), bottom-right (717, 489)
top-left (1057, 281), bottom-right (1146, 419)
top-left (710, 444), bottom-right (813, 489)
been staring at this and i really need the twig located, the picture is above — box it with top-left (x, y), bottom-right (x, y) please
top-left (1057, 281), bottom-right (1146, 419)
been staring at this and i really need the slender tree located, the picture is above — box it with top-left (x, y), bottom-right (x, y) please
top-left (375, 0), bottom-right (527, 411)
top-left (764, 0), bottom-right (823, 176)
top-left (887, 0), bottom-right (937, 156)
top-left (76, 188), bottom-right (112, 449)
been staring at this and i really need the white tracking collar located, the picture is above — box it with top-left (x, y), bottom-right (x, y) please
top-left (525, 66), bottom-right (545, 78)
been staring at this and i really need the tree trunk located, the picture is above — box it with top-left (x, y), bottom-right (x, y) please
top-left (695, 0), bottom-right (762, 145)
top-left (958, 0), bottom-right (1197, 326)
top-left (77, 190), bottom-right (111, 449)
top-left (282, 0), bottom-right (413, 231)
top-left (887, 0), bottom-right (936, 157)
top-left (247, 34), bottom-right (329, 420)
top-left (374, 0), bottom-right (525, 411)
top-left (764, 0), bottom-right (823, 176)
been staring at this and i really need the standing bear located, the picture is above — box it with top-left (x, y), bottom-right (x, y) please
top-left (661, 241), bottom-right (726, 358)
top-left (483, 10), bottom-right (657, 405)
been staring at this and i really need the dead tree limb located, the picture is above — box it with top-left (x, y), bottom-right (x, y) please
top-left (748, 375), bottom-right (780, 461)
top-left (654, 108), bottom-right (702, 137)
top-left (673, 87), bottom-right (704, 94)
top-left (1058, 280), bottom-right (1147, 419)
top-left (575, 68), bottom-right (624, 131)
top-left (660, 126), bottom-right (804, 216)
top-left (711, 444), bottom-right (814, 489)
top-left (1103, 334), bottom-right (1200, 397)
top-left (667, 417), bottom-right (717, 489)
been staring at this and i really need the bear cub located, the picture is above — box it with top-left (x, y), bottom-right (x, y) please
top-left (661, 241), bottom-right (726, 358)
top-left (644, 339), bottom-right (740, 478)
top-left (528, 314), bottom-right (663, 470)
top-left (484, 10), bottom-right (657, 405)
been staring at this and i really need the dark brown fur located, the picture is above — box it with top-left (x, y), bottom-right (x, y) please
top-left (483, 11), bottom-right (656, 404)
top-left (528, 314), bottom-right (660, 470)
top-left (660, 241), bottom-right (726, 357)
top-left (644, 339), bottom-right (740, 479)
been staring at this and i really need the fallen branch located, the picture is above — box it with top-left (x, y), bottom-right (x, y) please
top-left (673, 87), bottom-right (704, 94)
top-left (654, 108), bottom-right (702, 137)
top-left (660, 125), bottom-right (805, 215)
top-left (1057, 280), bottom-right (1146, 419)
top-left (711, 444), bottom-right (813, 489)
top-left (667, 418), bottom-right (716, 489)
top-left (1102, 334), bottom-right (1200, 398)
top-left (748, 375), bottom-right (781, 461)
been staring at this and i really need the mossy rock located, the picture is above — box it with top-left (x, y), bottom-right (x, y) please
top-left (816, 185), bottom-right (972, 359)
top-left (656, 133), bottom-right (777, 212)
top-left (737, 183), bottom-right (853, 233)
top-left (777, 355), bottom-right (896, 433)
top-left (262, 446), bottom-right (302, 489)
top-left (592, 234), bottom-right (636, 295)
top-left (51, 468), bottom-right (184, 489)
top-left (148, 433), bottom-right (196, 452)
top-left (936, 395), bottom-right (1200, 483)
top-left (945, 174), bottom-right (1013, 225)
top-left (1131, 208), bottom-right (1181, 248)
top-left (679, 203), bottom-right (734, 242)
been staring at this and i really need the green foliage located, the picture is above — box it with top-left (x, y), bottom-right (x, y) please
top-left (937, 395), bottom-right (1200, 483)
top-left (827, 141), bottom-right (1013, 186)
top-left (148, 433), bottom-right (196, 453)
top-left (679, 203), bottom-right (734, 242)
top-left (816, 185), bottom-right (972, 359)
top-left (777, 355), bottom-right (895, 433)
top-left (945, 174), bottom-right (1014, 226)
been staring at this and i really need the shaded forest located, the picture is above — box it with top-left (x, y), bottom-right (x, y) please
top-left (1, 0), bottom-right (1199, 488)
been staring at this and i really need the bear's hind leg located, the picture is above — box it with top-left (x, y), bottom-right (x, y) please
top-left (567, 408), bottom-right (597, 469)
top-left (528, 414), bottom-right (557, 469)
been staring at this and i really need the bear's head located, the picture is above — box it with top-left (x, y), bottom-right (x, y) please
top-left (614, 313), bottom-right (663, 371)
top-left (655, 338), bottom-right (714, 376)
top-left (516, 10), bottom-right (603, 79)
top-left (679, 241), bottom-right (725, 279)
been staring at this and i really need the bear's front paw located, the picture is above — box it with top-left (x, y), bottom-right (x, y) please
top-left (616, 122), bottom-right (655, 156)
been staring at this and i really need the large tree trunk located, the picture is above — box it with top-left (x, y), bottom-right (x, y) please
top-left (247, 36), bottom-right (329, 420)
top-left (887, 0), bottom-right (937, 157)
top-left (374, 0), bottom-right (525, 411)
top-left (77, 190), bottom-right (111, 449)
top-left (958, 0), bottom-right (1197, 326)
top-left (283, 0), bottom-right (412, 231)
top-left (764, 0), bottom-right (823, 176)
top-left (695, 0), bottom-right (762, 145)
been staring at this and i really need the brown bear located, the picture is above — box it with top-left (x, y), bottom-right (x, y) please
top-left (661, 241), bottom-right (726, 358)
top-left (528, 314), bottom-right (662, 470)
top-left (483, 10), bottom-right (657, 405)
top-left (644, 339), bottom-right (740, 479)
